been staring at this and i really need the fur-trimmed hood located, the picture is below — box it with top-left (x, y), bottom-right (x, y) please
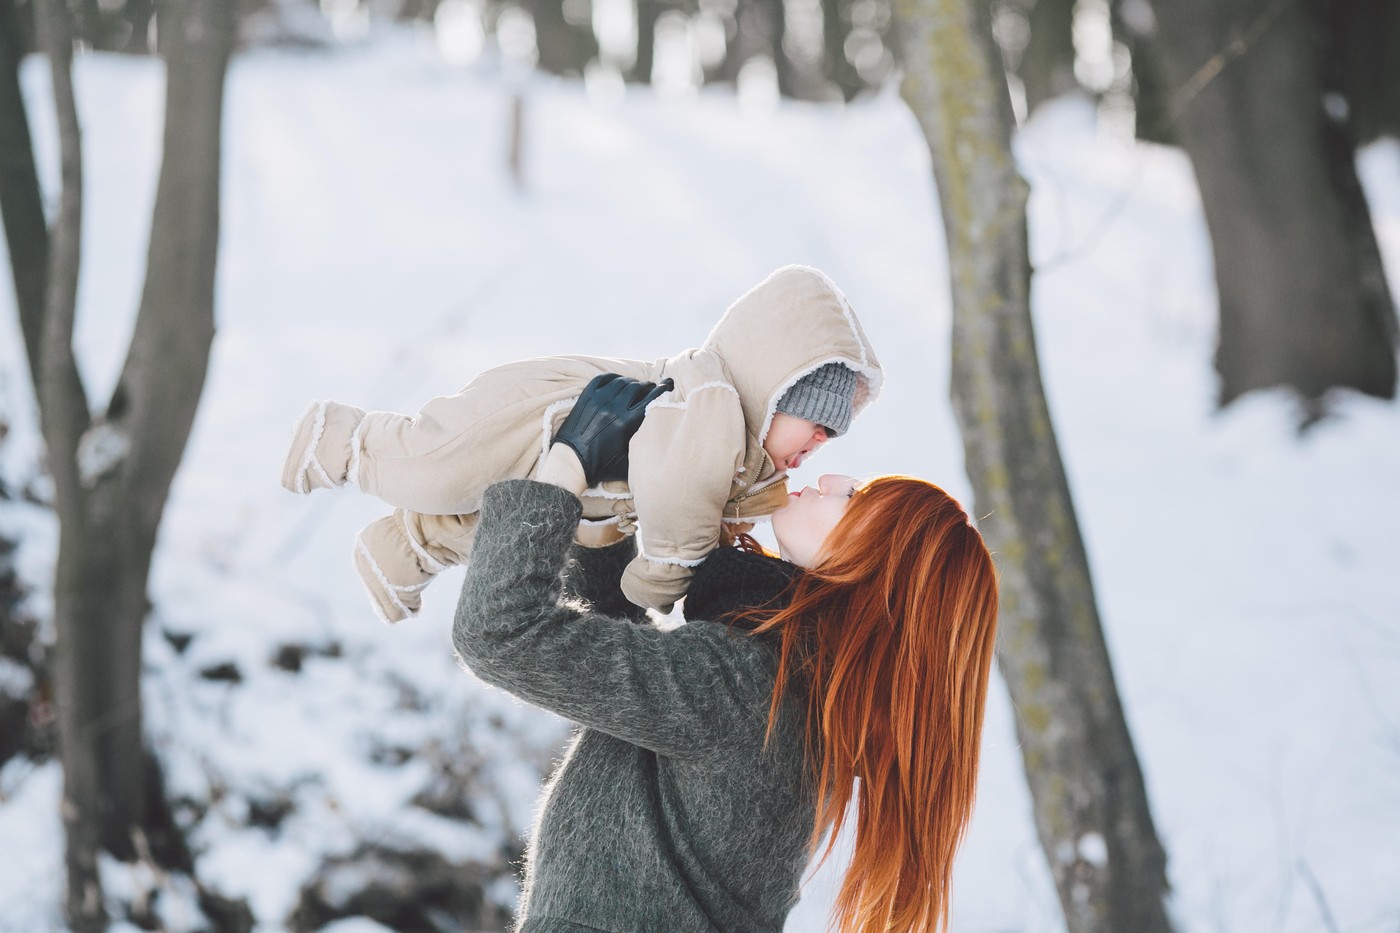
top-left (702, 265), bottom-right (883, 448)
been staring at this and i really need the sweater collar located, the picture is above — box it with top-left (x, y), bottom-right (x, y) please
top-left (683, 546), bottom-right (803, 631)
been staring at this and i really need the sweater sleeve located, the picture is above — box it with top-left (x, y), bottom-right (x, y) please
top-left (453, 479), bottom-right (775, 759)
top-left (562, 536), bottom-right (649, 625)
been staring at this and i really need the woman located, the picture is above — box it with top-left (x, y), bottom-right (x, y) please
top-left (453, 376), bottom-right (999, 933)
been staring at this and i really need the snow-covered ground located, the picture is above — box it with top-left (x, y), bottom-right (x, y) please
top-left (1, 31), bottom-right (1398, 932)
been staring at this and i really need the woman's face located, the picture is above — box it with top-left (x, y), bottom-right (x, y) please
top-left (771, 473), bottom-right (860, 568)
top-left (763, 413), bottom-right (830, 473)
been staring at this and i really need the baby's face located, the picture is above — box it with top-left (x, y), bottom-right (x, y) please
top-left (763, 413), bottom-right (830, 473)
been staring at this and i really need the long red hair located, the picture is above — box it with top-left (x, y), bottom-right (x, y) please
top-left (740, 476), bottom-right (999, 932)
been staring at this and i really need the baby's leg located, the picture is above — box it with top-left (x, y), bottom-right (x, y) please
top-left (281, 400), bottom-right (367, 494)
top-left (351, 389), bottom-right (547, 514)
top-left (283, 399), bottom-right (487, 512)
top-left (353, 509), bottom-right (478, 623)
top-left (288, 362), bottom-right (577, 510)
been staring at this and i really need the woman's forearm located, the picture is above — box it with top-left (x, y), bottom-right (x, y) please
top-left (453, 480), bottom-right (582, 660)
top-left (452, 479), bottom-right (770, 758)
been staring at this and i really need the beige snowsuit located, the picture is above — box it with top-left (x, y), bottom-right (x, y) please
top-left (286, 264), bottom-right (883, 622)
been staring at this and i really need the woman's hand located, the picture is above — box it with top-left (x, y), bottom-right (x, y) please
top-left (542, 373), bottom-right (674, 495)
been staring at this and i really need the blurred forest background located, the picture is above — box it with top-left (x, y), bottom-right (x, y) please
top-left (1, 0), bottom-right (1398, 930)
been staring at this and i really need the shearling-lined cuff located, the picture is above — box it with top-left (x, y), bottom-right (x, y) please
top-left (574, 519), bottom-right (628, 548)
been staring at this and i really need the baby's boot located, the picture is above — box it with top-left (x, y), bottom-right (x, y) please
top-left (352, 513), bottom-right (449, 624)
top-left (281, 400), bottom-right (367, 494)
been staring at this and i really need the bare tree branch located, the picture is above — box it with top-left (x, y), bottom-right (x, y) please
top-left (0, 0), bottom-right (49, 383)
top-left (33, 2), bottom-right (106, 928)
top-left (34, 0), bottom-right (91, 486)
top-left (111, 0), bottom-right (229, 524)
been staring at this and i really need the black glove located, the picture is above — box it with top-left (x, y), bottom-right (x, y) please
top-left (551, 373), bottom-right (674, 487)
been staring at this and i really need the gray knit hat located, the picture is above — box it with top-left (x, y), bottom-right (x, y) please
top-left (776, 363), bottom-right (859, 436)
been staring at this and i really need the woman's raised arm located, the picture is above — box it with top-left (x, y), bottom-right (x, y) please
top-left (451, 479), bottom-right (777, 759)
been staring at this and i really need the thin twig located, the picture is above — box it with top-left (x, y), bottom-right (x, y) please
top-left (1164, 0), bottom-right (1292, 124)
top-left (1297, 859), bottom-right (1342, 933)
top-left (1031, 0), bottom-right (1294, 273)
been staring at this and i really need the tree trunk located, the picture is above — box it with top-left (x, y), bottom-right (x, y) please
top-left (61, 0), bottom-right (148, 53)
top-left (892, 1), bottom-right (1178, 930)
top-left (22, 0), bottom-right (231, 924)
top-left (630, 0), bottom-right (664, 83)
top-left (1021, 0), bottom-right (1076, 114)
top-left (522, 0), bottom-right (598, 77)
top-left (1327, 0), bottom-right (1400, 145)
top-left (508, 90), bottom-right (524, 190)
top-left (1110, 0), bottom-right (1175, 145)
top-left (768, 0), bottom-right (797, 97)
top-left (0, 0), bottom-right (49, 384)
top-left (1147, 0), bottom-right (1397, 406)
top-left (74, 0), bottom-right (104, 47)
top-left (714, 0), bottom-right (793, 93)
top-left (33, 0), bottom-right (104, 927)
top-left (117, 0), bottom-right (156, 55)
top-left (95, 0), bottom-right (230, 836)
top-left (714, 0), bottom-right (760, 84)
top-left (822, 0), bottom-right (864, 102)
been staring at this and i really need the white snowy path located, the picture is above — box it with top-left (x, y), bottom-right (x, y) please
top-left (1, 35), bottom-right (1398, 932)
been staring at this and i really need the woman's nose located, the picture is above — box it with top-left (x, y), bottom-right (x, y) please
top-left (818, 473), bottom-right (851, 494)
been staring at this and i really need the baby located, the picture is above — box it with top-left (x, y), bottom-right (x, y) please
top-left (281, 264), bottom-right (883, 622)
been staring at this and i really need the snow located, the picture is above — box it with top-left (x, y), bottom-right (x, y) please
top-left (76, 421), bottom-right (131, 488)
top-left (320, 918), bottom-right (394, 933)
top-left (1, 34), bottom-right (1398, 933)
top-left (1076, 833), bottom-right (1107, 870)
top-left (0, 656), bottom-right (33, 696)
top-left (0, 760), bottom-right (64, 930)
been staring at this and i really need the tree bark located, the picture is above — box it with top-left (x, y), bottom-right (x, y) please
top-left (629, 0), bottom-right (665, 83)
top-left (714, 0), bottom-right (761, 84)
top-left (97, 0), bottom-right (230, 844)
top-left (1147, 0), bottom-right (1397, 406)
top-left (1021, 0), bottom-right (1076, 114)
top-left (892, 1), bottom-right (1178, 930)
top-left (522, 0), bottom-right (598, 77)
top-left (117, 0), bottom-right (156, 55)
top-left (0, 0), bottom-right (49, 384)
top-left (768, 0), bottom-right (797, 98)
top-left (714, 0), bottom-right (794, 94)
top-left (20, 0), bottom-right (231, 924)
top-left (822, 0), bottom-right (864, 101)
top-left (1326, 0), bottom-right (1400, 145)
top-left (32, 0), bottom-right (104, 927)
top-left (1110, 0), bottom-right (1175, 145)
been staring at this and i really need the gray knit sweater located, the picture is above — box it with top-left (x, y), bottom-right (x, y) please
top-left (453, 480), bottom-right (817, 933)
